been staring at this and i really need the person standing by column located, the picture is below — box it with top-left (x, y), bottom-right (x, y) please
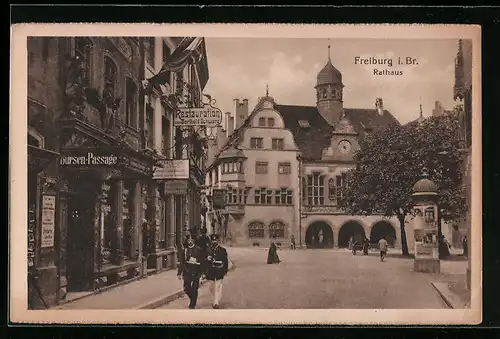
top-left (290, 234), bottom-right (296, 250)
top-left (206, 234), bottom-right (229, 309)
top-left (177, 234), bottom-right (205, 309)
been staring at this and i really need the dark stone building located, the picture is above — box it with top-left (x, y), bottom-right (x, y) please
top-left (28, 37), bottom-right (161, 308)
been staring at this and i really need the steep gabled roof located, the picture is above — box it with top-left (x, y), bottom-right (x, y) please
top-left (206, 96), bottom-right (275, 170)
top-left (275, 105), bottom-right (334, 161)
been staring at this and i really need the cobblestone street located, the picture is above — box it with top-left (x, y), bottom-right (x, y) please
top-left (159, 247), bottom-right (465, 309)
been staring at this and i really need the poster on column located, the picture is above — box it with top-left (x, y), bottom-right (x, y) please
top-left (41, 195), bottom-right (56, 248)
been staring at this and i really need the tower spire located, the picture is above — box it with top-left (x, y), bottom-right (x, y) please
top-left (419, 96), bottom-right (423, 118)
top-left (266, 83), bottom-right (269, 97)
top-left (328, 44), bottom-right (331, 63)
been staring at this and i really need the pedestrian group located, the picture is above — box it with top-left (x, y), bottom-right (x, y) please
top-left (177, 227), bottom-right (229, 309)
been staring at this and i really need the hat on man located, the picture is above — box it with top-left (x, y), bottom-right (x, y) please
top-left (210, 233), bottom-right (221, 241)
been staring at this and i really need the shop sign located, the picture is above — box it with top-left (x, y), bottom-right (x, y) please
top-left (174, 103), bottom-right (223, 127)
top-left (212, 188), bottom-right (226, 210)
top-left (41, 195), bottom-right (56, 248)
top-left (153, 159), bottom-right (189, 180)
top-left (60, 151), bottom-right (119, 166)
top-left (164, 180), bottom-right (189, 195)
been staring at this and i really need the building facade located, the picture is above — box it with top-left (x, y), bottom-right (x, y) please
top-left (204, 96), bottom-right (301, 246)
top-left (205, 50), bottom-right (416, 249)
top-left (26, 36), bottom-right (209, 309)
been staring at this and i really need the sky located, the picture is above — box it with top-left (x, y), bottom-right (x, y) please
top-left (202, 38), bottom-right (461, 125)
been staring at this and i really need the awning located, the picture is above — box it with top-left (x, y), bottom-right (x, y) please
top-left (147, 37), bottom-right (204, 87)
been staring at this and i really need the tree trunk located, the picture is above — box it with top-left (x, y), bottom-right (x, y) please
top-left (398, 213), bottom-right (410, 256)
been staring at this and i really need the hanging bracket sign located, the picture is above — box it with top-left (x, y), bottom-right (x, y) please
top-left (174, 102), bottom-right (223, 127)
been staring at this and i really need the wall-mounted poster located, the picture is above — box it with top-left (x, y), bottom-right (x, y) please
top-left (41, 195), bottom-right (56, 248)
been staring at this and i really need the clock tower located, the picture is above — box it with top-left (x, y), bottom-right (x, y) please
top-left (321, 113), bottom-right (360, 162)
top-left (315, 45), bottom-right (344, 126)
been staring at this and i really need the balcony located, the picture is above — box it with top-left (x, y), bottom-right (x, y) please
top-left (302, 205), bottom-right (344, 215)
top-left (225, 204), bottom-right (245, 216)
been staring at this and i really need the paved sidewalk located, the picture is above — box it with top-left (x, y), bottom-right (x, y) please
top-left (55, 261), bottom-right (235, 310)
top-left (55, 269), bottom-right (182, 310)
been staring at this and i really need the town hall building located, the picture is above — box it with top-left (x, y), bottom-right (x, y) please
top-left (205, 47), bottom-right (417, 250)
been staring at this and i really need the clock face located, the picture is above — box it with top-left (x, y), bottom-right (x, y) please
top-left (338, 140), bottom-right (352, 154)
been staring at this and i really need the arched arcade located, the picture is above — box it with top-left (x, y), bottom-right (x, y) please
top-left (370, 221), bottom-right (397, 247)
top-left (338, 221), bottom-right (365, 248)
top-left (305, 221), bottom-right (334, 248)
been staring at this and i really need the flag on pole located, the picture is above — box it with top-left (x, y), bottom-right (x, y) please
top-left (148, 37), bottom-right (204, 86)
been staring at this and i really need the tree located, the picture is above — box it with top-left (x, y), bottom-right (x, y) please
top-left (339, 106), bottom-right (468, 256)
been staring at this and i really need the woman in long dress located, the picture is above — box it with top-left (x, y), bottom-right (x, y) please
top-left (267, 237), bottom-right (281, 264)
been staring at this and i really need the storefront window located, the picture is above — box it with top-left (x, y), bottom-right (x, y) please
top-left (122, 182), bottom-right (135, 261)
top-left (100, 181), bottom-right (113, 267)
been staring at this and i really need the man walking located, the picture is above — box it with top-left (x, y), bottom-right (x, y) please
top-left (177, 234), bottom-right (205, 309)
top-left (206, 234), bottom-right (229, 309)
top-left (196, 227), bottom-right (211, 258)
top-left (378, 236), bottom-right (388, 262)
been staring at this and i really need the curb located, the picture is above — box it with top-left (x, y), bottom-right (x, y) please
top-left (431, 282), bottom-right (467, 309)
top-left (137, 261), bottom-right (236, 309)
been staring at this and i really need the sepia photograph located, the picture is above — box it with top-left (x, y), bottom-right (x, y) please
top-left (10, 23), bottom-right (481, 325)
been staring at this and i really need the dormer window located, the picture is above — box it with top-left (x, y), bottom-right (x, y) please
top-left (258, 117), bottom-right (266, 127)
top-left (267, 118), bottom-right (275, 127)
top-left (298, 120), bottom-right (311, 128)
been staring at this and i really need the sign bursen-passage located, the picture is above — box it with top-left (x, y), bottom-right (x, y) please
top-left (174, 103), bottom-right (223, 127)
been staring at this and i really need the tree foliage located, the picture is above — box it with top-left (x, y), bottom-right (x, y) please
top-left (339, 105), bottom-right (468, 254)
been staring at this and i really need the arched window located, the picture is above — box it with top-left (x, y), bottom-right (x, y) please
top-left (269, 220), bottom-right (286, 238)
top-left (104, 56), bottom-right (117, 97)
top-left (248, 221), bottom-right (265, 238)
top-left (125, 78), bottom-right (138, 128)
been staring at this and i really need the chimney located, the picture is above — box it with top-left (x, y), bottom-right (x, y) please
top-left (233, 99), bottom-right (240, 115)
top-left (225, 112), bottom-right (233, 138)
top-left (234, 98), bottom-right (249, 130)
top-left (375, 97), bottom-right (384, 116)
top-left (228, 117), bottom-right (235, 136)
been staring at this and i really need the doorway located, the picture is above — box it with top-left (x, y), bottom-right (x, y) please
top-left (66, 178), bottom-right (98, 292)
top-left (306, 221), bottom-right (334, 248)
top-left (338, 221), bottom-right (365, 248)
top-left (370, 221), bottom-right (397, 247)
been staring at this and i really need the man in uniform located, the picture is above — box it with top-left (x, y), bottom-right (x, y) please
top-left (205, 234), bottom-right (229, 309)
top-left (196, 227), bottom-right (211, 259)
top-left (177, 234), bottom-right (205, 309)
